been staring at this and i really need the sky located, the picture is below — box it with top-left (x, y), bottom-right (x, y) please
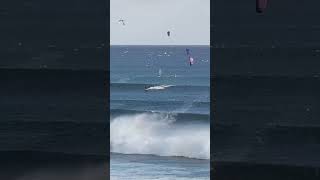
top-left (110, 0), bottom-right (210, 45)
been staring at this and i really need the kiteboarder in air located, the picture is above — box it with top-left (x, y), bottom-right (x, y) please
top-left (167, 31), bottom-right (170, 37)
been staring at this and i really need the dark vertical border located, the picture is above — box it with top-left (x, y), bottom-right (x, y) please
top-left (0, 0), bottom-right (110, 179)
top-left (210, 0), bottom-right (215, 178)
top-left (106, 0), bottom-right (111, 178)
top-left (210, 1), bottom-right (320, 180)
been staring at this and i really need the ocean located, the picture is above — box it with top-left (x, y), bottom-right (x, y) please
top-left (110, 46), bottom-right (210, 179)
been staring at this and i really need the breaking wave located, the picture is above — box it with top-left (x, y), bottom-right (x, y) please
top-left (110, 113), bottom-right (210, 159)
top-left (145, 85), bottom-right (174, 91)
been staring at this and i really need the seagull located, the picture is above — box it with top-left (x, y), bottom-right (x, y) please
top-left (118, 19), bottom-right (125, 26)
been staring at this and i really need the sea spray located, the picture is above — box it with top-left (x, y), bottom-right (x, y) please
top-left (110, 113), bottom-right (210, 159)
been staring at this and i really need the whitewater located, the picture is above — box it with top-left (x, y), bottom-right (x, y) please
top-left (110, 113), bottom-right (210, 159)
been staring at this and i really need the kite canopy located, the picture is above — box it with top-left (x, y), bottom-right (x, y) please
top-left (189, 57), bottom-right (194, 66)
top-left (186, 48), bottom-right (194, 66)
top-left (256, 0), bottom-right (268, 13)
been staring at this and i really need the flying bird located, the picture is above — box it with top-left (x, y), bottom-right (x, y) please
top-left (118, 19), bottom-right (125, 26)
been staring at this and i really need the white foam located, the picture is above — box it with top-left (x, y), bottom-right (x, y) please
top-left (145, 85), bottom-right (174, 90)
top-left (110, 113), bottom-right (210, 159)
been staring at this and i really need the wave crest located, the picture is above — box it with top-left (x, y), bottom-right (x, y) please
top-left (145, 85), bottom-right (174, 90)
top-left (110, 113), bottom-right (210, 159)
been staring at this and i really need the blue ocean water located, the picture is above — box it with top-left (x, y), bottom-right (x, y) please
top-left (110, 46), bottom-right (210, 180)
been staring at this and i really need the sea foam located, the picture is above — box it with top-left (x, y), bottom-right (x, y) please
top-left (110, 113), bottom-right (210, 159)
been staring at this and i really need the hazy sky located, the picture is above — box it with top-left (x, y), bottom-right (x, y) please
top-left (111, 0), bottom-right (210, 45)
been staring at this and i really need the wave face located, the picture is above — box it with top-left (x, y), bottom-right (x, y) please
top-left (110, 113), bottom-right (210, 159)
top-left (110, 109), bottom-right (209, 122)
